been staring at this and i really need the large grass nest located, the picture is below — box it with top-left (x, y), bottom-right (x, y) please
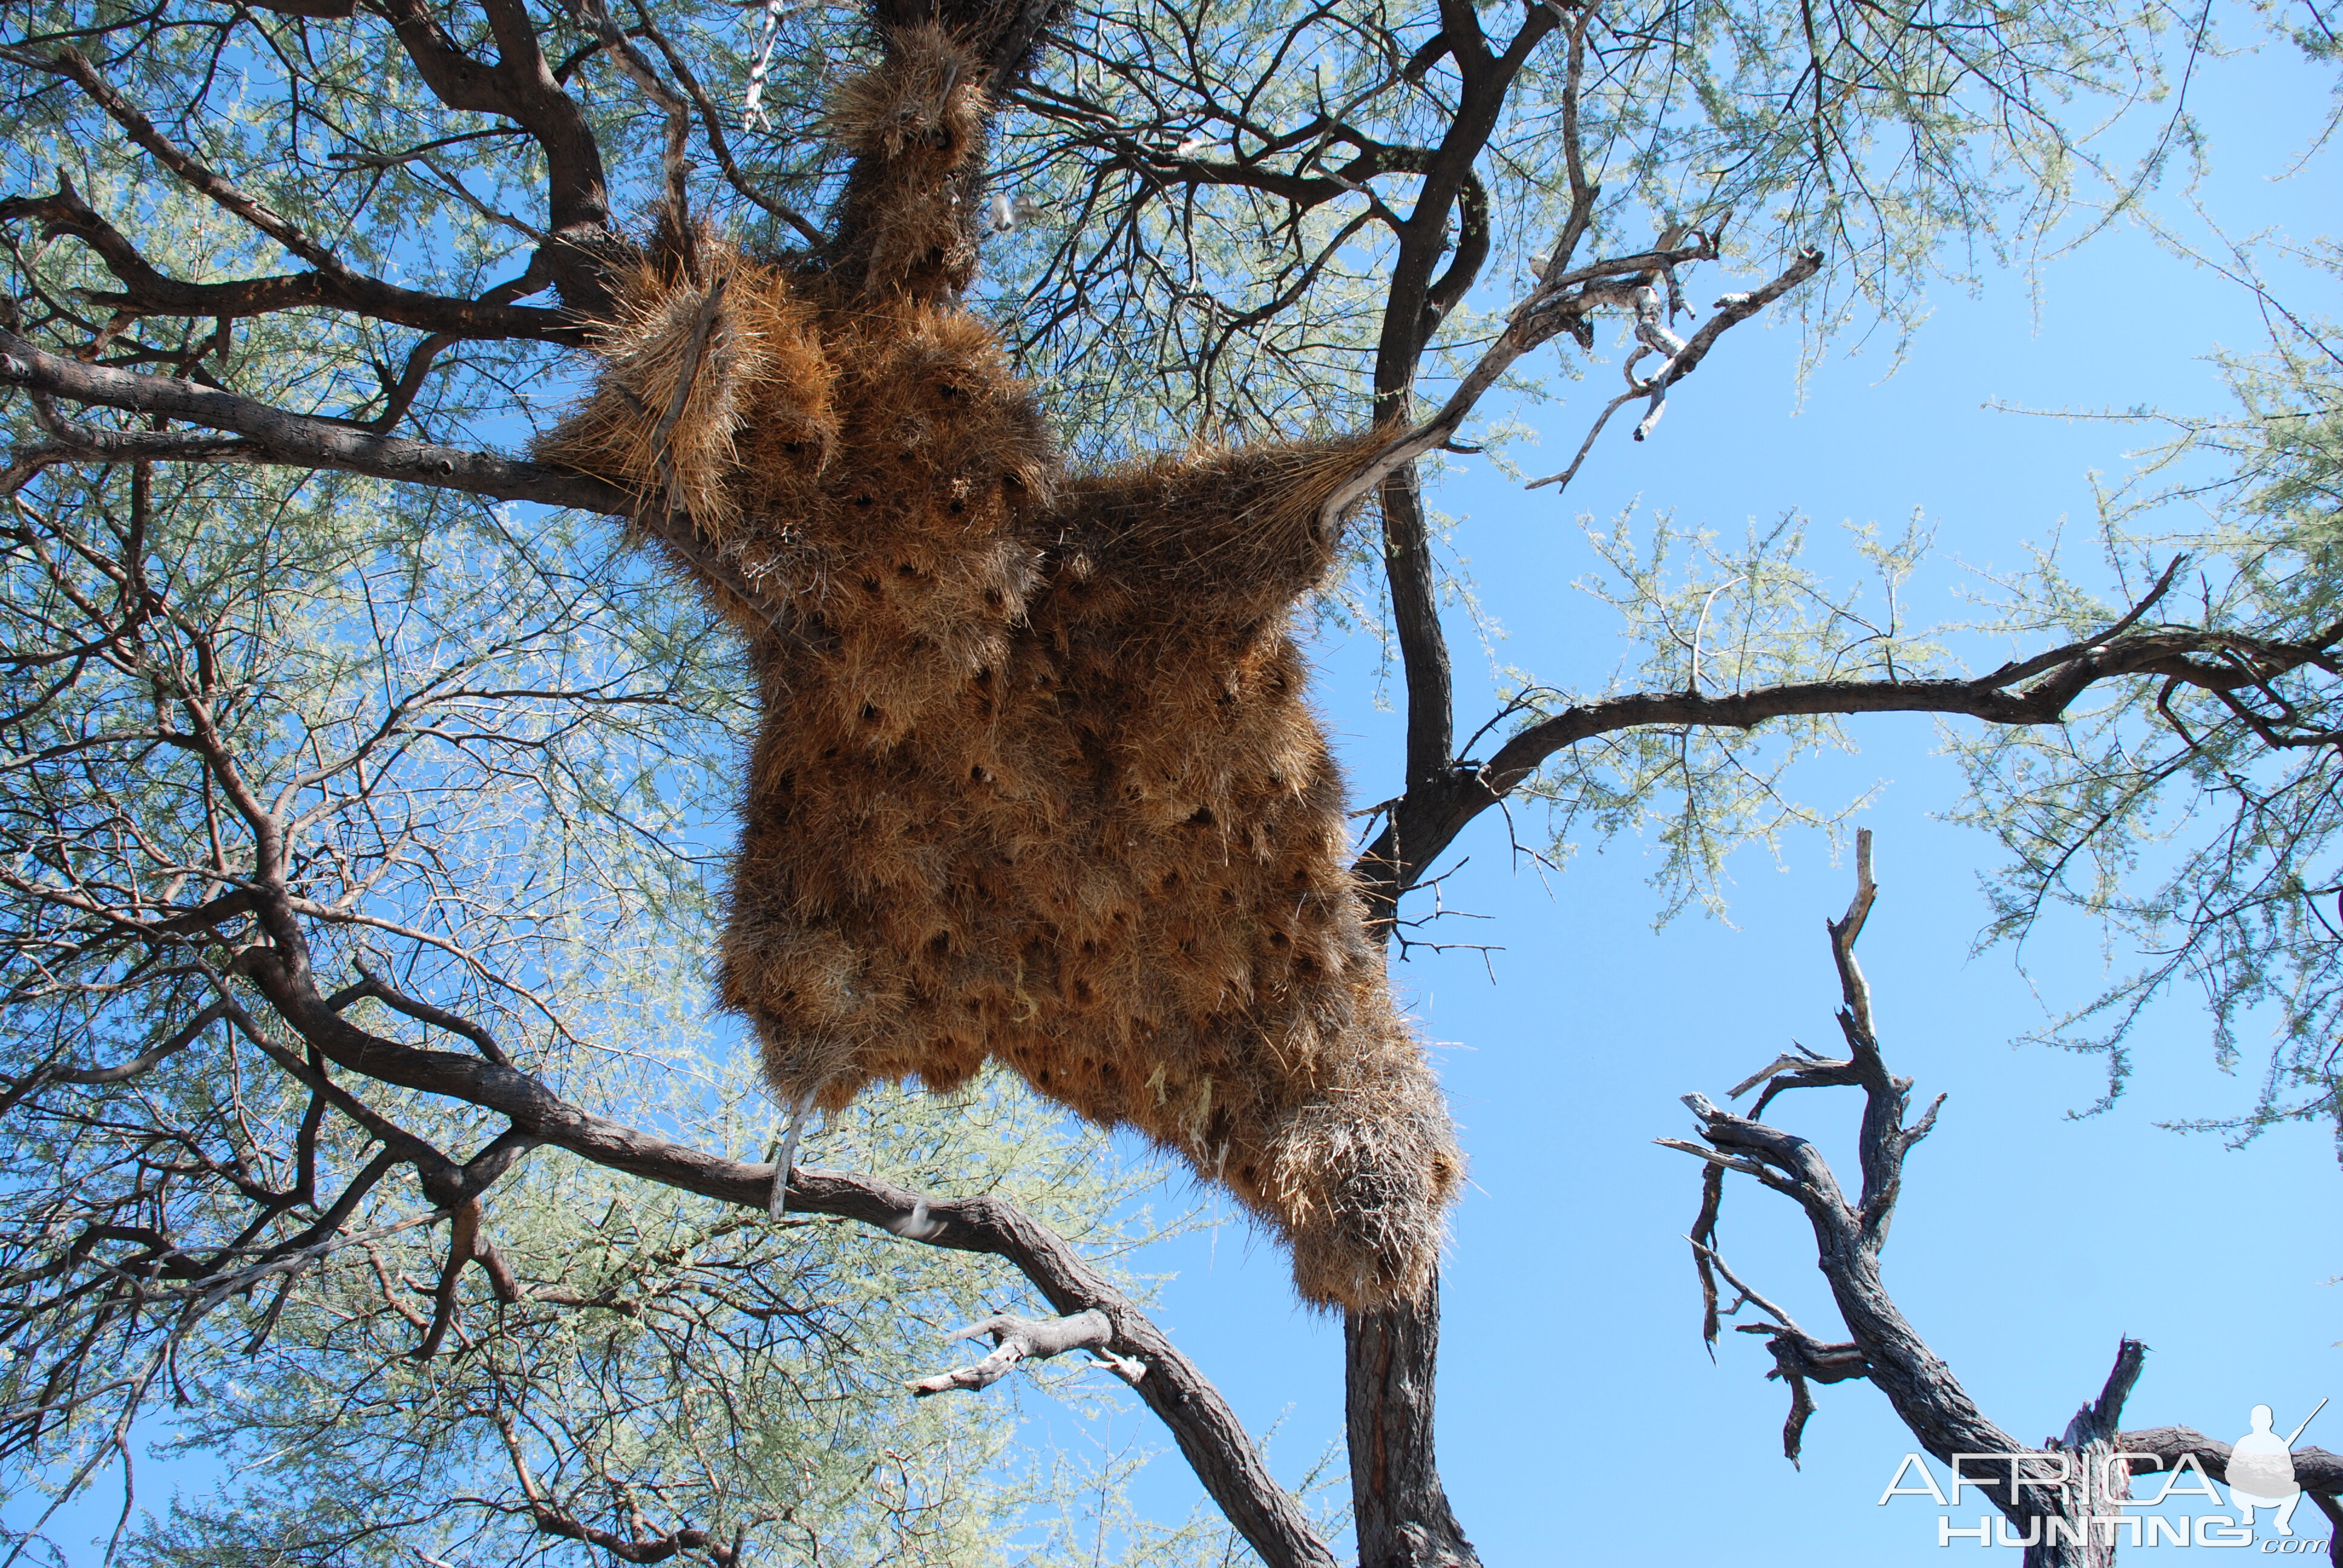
top-left (539, 24), bottom-right (1460, 1309)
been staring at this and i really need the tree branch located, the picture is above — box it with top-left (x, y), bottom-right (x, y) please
top-left (908, 1308), bottom-right (1136, 1394)
top-left (1664, 845), bottom-right (2030, 1508)
top-left (360, 0), bottom-right (626, 314)
top-left (213, 915), bottom-right (1334, 1568)
top-left (1330, 241), bottom-right (1824, 537)
top-left (1355, 622), bottom-right (2339, 922)
top-left (0, 327), bottom-right (623, 508)
top-left (2115, 1429), bottom-right (2343, 1493)
top-left (3, 45), bottom-right (347, 272)
top-left (0, 176), bottom-right (575, 342)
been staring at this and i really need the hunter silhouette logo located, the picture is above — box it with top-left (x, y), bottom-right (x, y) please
top-left (1880, 1398), bottom-right (2332, 1549)
top-left (2231, 1400), bottom-right (2327, 1536)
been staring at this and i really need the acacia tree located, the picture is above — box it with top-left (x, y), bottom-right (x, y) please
top-left (0, 0), bottom-right (2337, 1563)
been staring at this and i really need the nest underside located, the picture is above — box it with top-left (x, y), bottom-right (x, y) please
top-left (536, 29), bottom-right (1459, 1309)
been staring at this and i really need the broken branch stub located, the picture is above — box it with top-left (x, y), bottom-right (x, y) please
top-left (909, 1308), bottom-right (1119, 1396)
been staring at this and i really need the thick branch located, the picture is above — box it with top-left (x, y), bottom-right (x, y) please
top-left (2116, 1429), bottom-right (2343, 1493)
top-left (1679, 1097), bottom-right (2005, 1478)
top-left (218, 935), bottom-right (1331, 1568)
top-left (1664, 864), bottom-right (2293, 1564)
top-left (376, 0), bottom-right (622, 312)
top-left (0, 328), bottom-right (847, 656)
top-left (1348, 243), bottom-right (1824, 925)
top-left (1382, 461), bottom-right (1453, 793)
top-left (0, 328), bottom-right (622, 509)
top-left (1343, 1), bottom-right (1565, 896)
top-left (2065, 1338), bottom-right (2146, 1448)
top-left (1348, 1279), bottom-right (1479, 1568)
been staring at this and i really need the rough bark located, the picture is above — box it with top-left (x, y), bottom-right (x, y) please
top-left (0, 328), bottom-right (623, 507)
top-left (2013, 1340), bottom-right (2148, 1567)
top-left (1673, 841), bottom-right (2343, 1564)
top-left (1347, 1276), bottom-right (1478, 1568)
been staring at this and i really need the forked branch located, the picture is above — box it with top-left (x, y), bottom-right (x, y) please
top-left (1663, 841), bottom-right (2343, 1560)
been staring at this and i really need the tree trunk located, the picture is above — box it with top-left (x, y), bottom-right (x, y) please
top-left (2020, 1341), bottom-right (2147, 1567)
top-left (2017, 1436), bottom-right (2126, 1567)
top-left (1346, 1274), bottom-right (1479, 1568)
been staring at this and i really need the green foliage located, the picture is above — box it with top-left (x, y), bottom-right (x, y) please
top-left (985, 0), bottom-right (2200, 454)
top-left (108, 1074), bottom-right (1179, 1568)
top-left (1520, 509), bottom-right (1937, 923)
top-left (4, 0), bottom-right (2218, 456)
top-left (0, 403), bottom-right (1197, 1565)
top-left (1947, 237), bottom-right (2343, 1132)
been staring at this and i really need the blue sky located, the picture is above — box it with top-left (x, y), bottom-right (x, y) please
top-left (1074, 28), bottom-right (2343, 1563)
